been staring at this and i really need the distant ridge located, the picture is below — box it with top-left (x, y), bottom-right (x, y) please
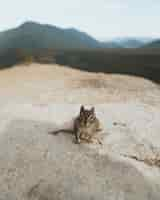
top-left (116, 39), bottom-right (144, 48)
top-left (102, 37), bottom-right (155, 48)
top-left (143, 39), bottom-right (160, 48)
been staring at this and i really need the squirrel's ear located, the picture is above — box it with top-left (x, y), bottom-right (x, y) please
top-left (91, 107), bottom-right (95, 113)
top-left (80, 105), bottom-right (85, 113)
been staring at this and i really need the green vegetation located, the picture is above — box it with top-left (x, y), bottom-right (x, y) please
top-left (0, 48), bottom-right (160, 83)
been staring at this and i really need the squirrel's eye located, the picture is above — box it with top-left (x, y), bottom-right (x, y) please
top-left (89, 116), bottom-right (95, 122)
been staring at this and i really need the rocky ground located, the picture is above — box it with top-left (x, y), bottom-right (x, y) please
top-left (0, 63), bottom-right (160, 200)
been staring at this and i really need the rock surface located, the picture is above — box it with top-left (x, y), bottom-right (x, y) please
top-left (0, 64), bottom-right (160, 200)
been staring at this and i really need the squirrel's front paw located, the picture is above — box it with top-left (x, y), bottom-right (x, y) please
top-left (73, 138), bottom-right (81, 144)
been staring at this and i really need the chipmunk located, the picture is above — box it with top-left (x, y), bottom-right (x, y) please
top-left (50, 105), bottom-right (103, 144)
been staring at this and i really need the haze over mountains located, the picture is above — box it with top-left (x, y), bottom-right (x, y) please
top-left (104, 37), bottom-right (154, 48)
top-left (0, 21), bottom-right (158, 50)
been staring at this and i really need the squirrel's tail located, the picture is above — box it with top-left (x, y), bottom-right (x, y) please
top-left (49, 129), bottom-right (74, 135)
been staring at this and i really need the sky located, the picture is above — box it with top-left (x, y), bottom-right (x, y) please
top-left (0, 0), bottom-right (160, 40)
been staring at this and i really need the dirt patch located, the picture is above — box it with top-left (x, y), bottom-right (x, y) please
top-left (77, 78), bottom-right (108, 89)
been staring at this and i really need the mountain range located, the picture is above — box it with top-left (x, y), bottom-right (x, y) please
top-left (0, 21), bottom-right (159, 50)
top-left (0, 22), bottom-right (101, 50)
